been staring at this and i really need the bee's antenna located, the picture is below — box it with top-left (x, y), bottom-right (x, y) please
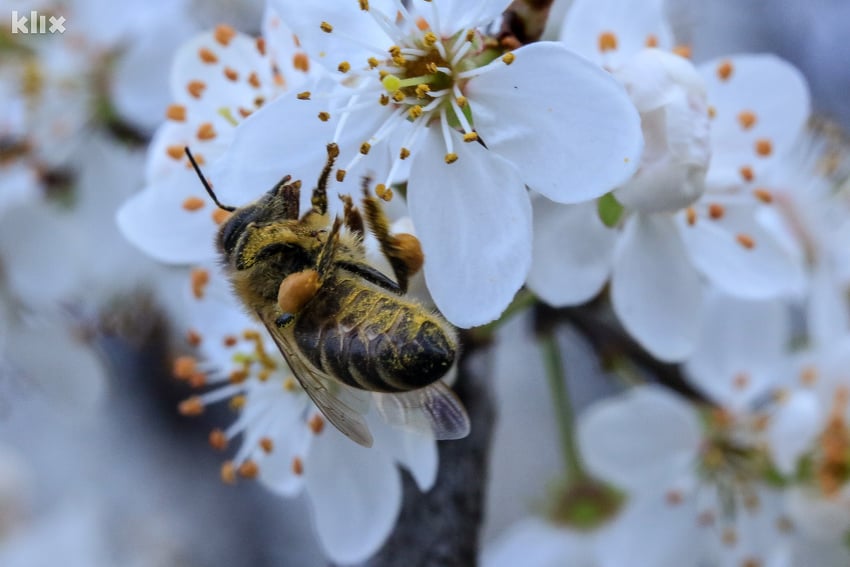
top-left (184, 147), bottom-right (237, 212)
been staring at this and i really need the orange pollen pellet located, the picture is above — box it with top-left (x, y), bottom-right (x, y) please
top-left (309, 414), bottom-right (325, 434)
top-left (293, 52), bottom-right (310, 72)
top-left (666, 490), bottom-right (683, 505)
top-left (598, 31), bottom-right (618, 52)
top-left (292, 456), bottom-right (304, 475)
top-left (187, 80), bottom-right (206, 99)
top-left (166, 104), bottom-right (187, 121)
top-left (707, 105), bottom-right (717, 119)
top-left (166, 145), bottom-right (184, 160)
top-left (708, 203), bottom-right (725, 219)
top-left (740, 166), bottom-right (754, 182)
top-left (199, 47), bottom-right (218, 63)
top-left (755, 138), bottom-right (773, 157)
top-left (318, 111), bottom-right (330, 122)
top-left (214, 24), bottom-right (236, 46)
top-left (186, 329), bottom-right (202, 347)
top-left (248, 72), bottom-right (261, 88)
top-left (238, 460), bottom-right (259, 479)
top-left (223, 67), bottom-right (238, 81)
top-left (178, 396), bottom-right (204, 416)
top-left (223, 334), bottom-right (238, 347)
top-left (221, 461), bottom-right (237, 484)
top-left (173, 355), bottom-right (198, 379)
top-left (753, 188), bottom-right (773, 203)
top-left (645, 34), bottom-right (658, 47)
top-left (190, 267), bottom-right (210, 299)
top-left (197, 122), bottom-right (216, 140)
top-left (738, 110), bottom-right (757, 129)
top-left (209, 428), bottom-right (228, 451)
top-left (686, 207), bottom-right (697, 226)
top-left (212, 208), bottom-right (232, 225)
top-left (736, 233), bottom-right (756, 249)
top-left (672, 45), bottom-right (691, 58)
top-left (717, 60), bottom-right (734, 80)
top-left (182, 196), bottom-right (205, 211)
top-left (260, 437), bottom-right (274, 453)
top-left (256, 37), bottom-right (266, 55)
top-left (733, 372), bottom-right (750, 390)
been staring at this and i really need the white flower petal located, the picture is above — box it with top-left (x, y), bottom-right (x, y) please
top-left (416, 0), bottom-right (512, 37)
top-left (269, 0), bottom-right (394, 73)
top-left (766, 391), bottom-right (821, 475)
top-left (482, 517), bottom-right (588, 567)
top-left (678, 202), bottom-right (804, 299)
top-left (526, 198), bottom-right (615, 306)
top-left (369, 414), bottom-right (438, 492)
top-left (577, 385), bottom-right (702, 491)
top-left (684, 292), bottom-right (789, 410)
top-left (466, 42), bottom-right (642, 203)
top-left (408, 127), bottom-right (531, 328)
top-left (808, 262), bottom-right (850, 346)
top-left (560, 0), bottom-right (674, 68)
top-left (117, 168), bottom-right (219, 265)
top-left (305, 427), bottom-right (401, 564)
top-left (258, 411), bottom-right (313, 497)
top-left (701, 55), bottom-right (810, 190)
top-left (611, 214), bottom-right (703, 362)
top-left (785, 486), bottom-right (850, 541)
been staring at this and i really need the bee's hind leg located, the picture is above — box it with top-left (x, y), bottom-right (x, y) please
top-left (360, 180), bottom-right (423, 294)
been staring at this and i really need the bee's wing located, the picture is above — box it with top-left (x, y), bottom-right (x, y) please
top-left (258, 317), bottom-right (374, 448)
top-left (373, 381), bottom-right (470, 441)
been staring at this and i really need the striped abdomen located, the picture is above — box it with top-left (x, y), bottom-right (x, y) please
top-left (292, 278), bottom-right (456, 392)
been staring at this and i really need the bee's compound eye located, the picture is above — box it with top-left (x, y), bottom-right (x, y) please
top-left (219, 207), bottom-right (255, 256)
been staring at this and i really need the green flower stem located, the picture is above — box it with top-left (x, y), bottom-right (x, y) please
top-left (539, 330), bottom-right (586, 481)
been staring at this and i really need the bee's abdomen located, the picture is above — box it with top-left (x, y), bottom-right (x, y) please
top-left (294, 284), bottom-right (455, 393)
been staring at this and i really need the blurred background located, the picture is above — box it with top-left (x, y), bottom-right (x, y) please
top-left (0, 0), bottom-right (849, 565)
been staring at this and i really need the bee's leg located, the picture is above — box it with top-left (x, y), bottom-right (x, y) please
top-left (273, 177), bottom-right (301, 220)
top-left (339, 194), bottom-right (365, 238)
top-left (303, 143), bottom-right (340, 220)
top-left (361, 181), bottom-right (423, 294)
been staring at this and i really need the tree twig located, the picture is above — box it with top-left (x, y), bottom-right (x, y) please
top-left (498, 0), bottom-right (557, 48)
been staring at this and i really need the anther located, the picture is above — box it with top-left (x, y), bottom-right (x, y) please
top-left (293, 53), bottom-right (310, 72)
top-left (229, 369), bottom-right (248, 384)
top-left (190, 267), bottom-right (210, 299)
top-left (229, 395), bottom-right (246, 411)
top-left (423, 32), bottom-right (437, 47)
top-left (178, 396), bottom-right (204, 416)
top-left (238, 460), bottom-right (259, 479)
top-left (187, 80), bottom-right (206, 99)
top-left (375, 184), bottom-right (393, 201)
top-left (708, 203), bottom-right (725, 220)
top-left (456, 96), bottom-right (467, 107)
top-left (197, 122), bottom-right (216, 140)
top-left (501, 52), bottom-right (515, 65)
top-left (336, 169), bottom-right (347, 182)
top-left (214, 24), bottom-right (236, 46)
top-left (755, 139), bottom-right (773, 157)
top-left (209, 429), bottom-right (228, 451)
top-left (716, 60), bottom-right (734, 81)
top-left (408, 105), bottom-right (423, 119)
top-left (223, 335), bottom-right (238, 347)
top-left (686, 207), bottom-right (697, 226)
top-left (318, 111), bottom-right (330, 122)
top-left (166, 104), bottom-right (187, 121)
top-left (359, 0), bottom-right (369, 10)
top-left (248, 72), bottom-right (260, 88)
top-left (707, 106), bottom-right (716, 119)
top-left (338, 61), bottom-right (351, 73)
top-left (166, 145), bottom-right (183, 160)
top-left (173, 356), bottom-right (198, 380)
top-left (800, 365), bottom-right (818, 386)
top-left (182, 196), bottom-right (205, 211)
top-left (733, 372), bottom-right (750, 390)
top-left (415, 84), bottom-right (430, 98)
top-left (221, 461), bottom-right (237, 484)
top-left (392, 91), bottom-right (405, 102)
top-left (753, 188), bottom-right (773, 203)
top-left (255, 37), bottom-right (266, 55)
top-left (645, 34), bottom-right (658, 47)
top-left (212, 208), bottom-right (232, 225)
top-left (672, 45), bottom-right (691, 58)
top-left (199, 47), bottom-right (218, 63)
top-left (665, 490), bottom-right (683, 505)
top-left (260, 437), bottom-right (274, 453)
top-left (738, 111), bottom-right (757, 129)
top-left (186, 329), bottom-right (202, 347)
top-left (445, 153), bottom-right (458, 164)
top-left (360, 142), bottom-right (371, 155)
top-left (320, 21), bottom-right (333, 33)
top-left (736, 234), bottom-right (756, 249)
top-left (598, 32), bottom-right (618, 52)
top-left (223, 67), bottom-right (238, 81)
top-left (283, 377), bottom-right (297, 391)
top-left (297, 91), bottom-right (311, 100)
top-left (463, 132), bottom-right (478, 143)
top-left (379, 94), bottom-right (389, 105)
top-left (368, 57), bottom-right (379, 69)
top-left (399, 147), bottom-right (410, 160)
top-left (739, 166), bottom-right (754, 182)
top-left (292, 456), bottom-right (304, 475)
top-left (309, 414), bottom-right (325, 434)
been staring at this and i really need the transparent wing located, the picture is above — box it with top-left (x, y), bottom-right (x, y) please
top-left (258, 316), bottom-right (374, 448)
top-left (373, 381), bottom-right (470, 441)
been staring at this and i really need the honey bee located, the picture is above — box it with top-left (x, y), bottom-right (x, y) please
top-left (185, 144), bottom-right (470, 447)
